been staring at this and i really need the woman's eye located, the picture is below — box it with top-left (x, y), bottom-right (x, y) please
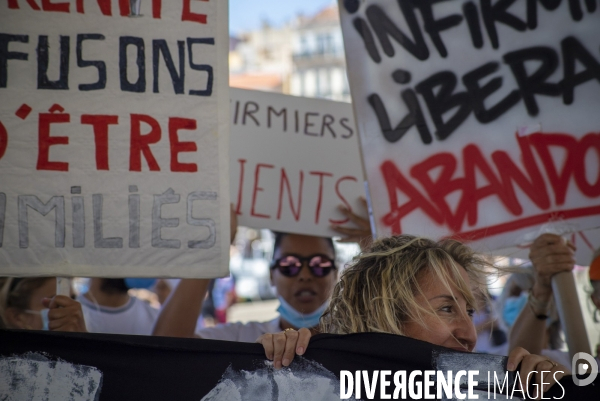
top-left (439, 305), bottom-right (453, 313)
top-left (467, 308), bottom-right (475, 318)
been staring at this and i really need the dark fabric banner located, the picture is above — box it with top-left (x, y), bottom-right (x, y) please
top-left (0, 329), bottom-right (597, 400)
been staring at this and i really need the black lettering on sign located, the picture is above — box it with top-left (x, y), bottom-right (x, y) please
top-left (503, 46), bottom-right (561, 116)
top-left (527, 0), bottom-right (561, 29)
top-left (268, 106), bottom-right (287, 131)
top-left (415, 71), bottom-right (471, 141)
top-left (412, 0), bottom-right (463, 58)
top-left (480, 0), bottom-right (527, 50)
top-left (77, 34), bottom-right (106, 91)
top-left (153, 39), bottom-right (185, 94)
top-left (187, 38), bottom-right (214, 96)
top-left (368, 89), bottom-right (432, 144)
top-left (560, 36), bottom-right (600, 105)
top-left (242, 101), bottom-right (260, 126)
top-left (0, 34), bottom-right (28, 88)
top-left (38, 35), bottom-right (70, 90)
top-left (365, 4), bottom-right (429, 61)
top-left (462, 61), bottom-right (521, 123)
top-left (120, 36), bottom-right (146, 93)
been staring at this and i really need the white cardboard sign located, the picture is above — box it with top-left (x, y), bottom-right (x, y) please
top-left (230, 89), bottom-right (365, 237)
top-left (0, 1), bottom-right (230, 278)
top-left (339, 0), bottom-right (600, 255)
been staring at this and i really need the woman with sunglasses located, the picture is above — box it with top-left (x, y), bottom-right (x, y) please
top-left (0, 277), bottom-right (87, 332)
top-left (152, 233), bottom-right (339, 344)
top-left (258, 235), bottom-right (568, 396)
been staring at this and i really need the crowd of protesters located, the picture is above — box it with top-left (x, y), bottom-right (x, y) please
top-left (1, 197), bottom-right (600, 397)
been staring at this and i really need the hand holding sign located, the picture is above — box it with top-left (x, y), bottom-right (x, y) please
top-left (331, 197), bottom-right (372, 250)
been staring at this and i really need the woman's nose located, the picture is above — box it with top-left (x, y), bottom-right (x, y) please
top-left (454, 314), bottom-right (477, 351)
top-left (297, 263), bottom-right (313, 280)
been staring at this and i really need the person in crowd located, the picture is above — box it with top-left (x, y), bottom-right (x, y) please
top-left (152, 201), bottom-right (370, 342)
top-left (507, 234), bottom-right (575, 367)
top-left (0, 277), bottom-right (86, 332)
top-left (259, 235), bottom-right (568, 395)
top-left (78, 277), bottom-right (159, 335)
top-left (153, 233), bottom-right (339, 342)
top-left (589, 248), bottom-right (600, 310)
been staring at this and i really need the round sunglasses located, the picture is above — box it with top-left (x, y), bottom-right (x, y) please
top-left (271, 254), bottom-right (336, 277)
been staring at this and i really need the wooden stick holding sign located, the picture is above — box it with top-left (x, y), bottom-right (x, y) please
top-left (56, 277), bottom-right (71, 297)
top-left (553, 273), bottom-right (592, 359)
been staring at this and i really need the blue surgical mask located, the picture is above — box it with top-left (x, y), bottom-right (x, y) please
top-left (25, 308), bottom-right (50, 331)
top-left (124, 278), bottom-right (157, 290)
top-left (277, 296), bottom-right (328, 329)
top-left (503, 293), bottom-right (528, 328)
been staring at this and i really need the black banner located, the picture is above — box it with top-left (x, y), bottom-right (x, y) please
top-left (0, 329), bottom-right (596, 400)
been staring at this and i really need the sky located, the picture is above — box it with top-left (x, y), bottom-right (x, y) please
top-left (229, 0), bottom-right (336, 35)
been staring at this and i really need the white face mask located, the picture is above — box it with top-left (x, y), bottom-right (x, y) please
top-left (24, 309), bottom-right (50, 330)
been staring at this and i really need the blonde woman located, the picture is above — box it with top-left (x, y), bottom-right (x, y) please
top-left (258, 235), bottom-right (567, 395)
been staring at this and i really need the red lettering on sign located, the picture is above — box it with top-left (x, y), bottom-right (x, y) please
top-left (153, 0), bottom-right (162, 18)
top-left (235, 159), bottom-right (247, 215)
top-left (37, 106), bottom-right (70, 171)
top-left (491, 134), bottom-right (551, 214)
top-left (182, 0), bottom-right (208, 24)
top-left (251, 163), bottom-right (274, 219)
top-left (381, 160), bottom-right (443, 234)
top-left (169, 117), bottom-right (197, 172)
top-left (118, 0), bottom-right (129, 16)
top-left (277, 168), bottom-right (304, 221)
top-left (380, 132), bottom-right (600, 239)
top-left (41, 0), bottom-right (69, 12)
top-left (81, 115), bottom-right (118, 171)
top-left (0, 121), bottom-right (7, 160)
top-left (410, 152), bottom-right (466, 232)
top-left (310, 171), bottom-right (333, 224)
top-left (574, 134), bottom-right (600, 197)
top-left (8, 0), bottom-right (41, 10)
top-left (329, 176), bottom-right (358, 225)
top-left (129, 114), bottom-right (161, 172)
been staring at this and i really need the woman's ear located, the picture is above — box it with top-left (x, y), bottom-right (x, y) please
top-left (3, 307), bottom-right (29, 329)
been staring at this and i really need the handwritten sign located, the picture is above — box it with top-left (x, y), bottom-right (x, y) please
top-left (230, 89), bottom-right (365, 237)
top-left (0, 1), bottom-right (230, 278)
top-left (339, 0), bottom-right (600, 252)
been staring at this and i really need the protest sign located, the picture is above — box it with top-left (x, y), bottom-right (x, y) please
top-left (339, 0), bottom-right (600, 253)
top-left (0, 1), bottom-right (230, 278)
top-left (4, 330), bottom-right (597, 401)
top-left (230, 89), bottom-right (365, 237)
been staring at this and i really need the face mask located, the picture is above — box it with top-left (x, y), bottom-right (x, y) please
top-left (25, 308), bottom-right (50, 331)
top-left (124, 278), bottom-right (157, 290)
top-left (277, 296), bottom-right (328, 329)
top-left (502, 293), bottom-right (528, 328)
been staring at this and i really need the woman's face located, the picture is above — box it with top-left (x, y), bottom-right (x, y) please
top-left (9, 278), bottom-right (56, 330)
top-left (402, 267), bottom-right (477, 352)
top-left (271, 234), bottom-right (337, 314)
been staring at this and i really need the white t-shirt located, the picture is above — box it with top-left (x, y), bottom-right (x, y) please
top-left (78, 294), bottom-right (159, 336)
top-left (196, 318), bottom-right (281, 342)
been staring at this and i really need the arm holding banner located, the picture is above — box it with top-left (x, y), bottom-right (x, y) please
top-left (152, 279), bottom-right (211, 338)
top-left (509, 234), bottom-right (575, 355)
top-left (152, 206), bottom-right (237, 338)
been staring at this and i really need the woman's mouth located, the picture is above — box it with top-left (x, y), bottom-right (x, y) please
top-left (295, 289), bottom-right (317, 302)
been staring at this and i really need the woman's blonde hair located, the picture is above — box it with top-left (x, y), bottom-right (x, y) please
top-left (320, 235), bottom-right (491, 335)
